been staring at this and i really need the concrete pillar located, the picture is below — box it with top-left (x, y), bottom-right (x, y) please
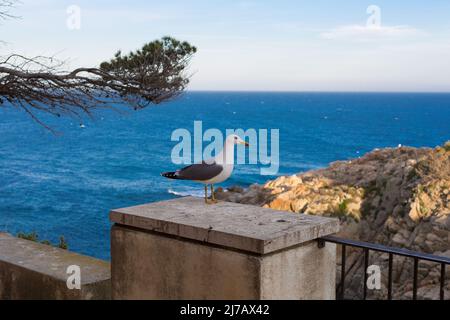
top-left (110, 197), bottom-right (339, 300)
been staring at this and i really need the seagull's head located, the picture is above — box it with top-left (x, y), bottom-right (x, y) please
top-left (226, 134), bottom-right (249, 147)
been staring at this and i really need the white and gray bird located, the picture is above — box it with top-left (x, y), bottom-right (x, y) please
top-left (162, 134), bottom-right (249, 204)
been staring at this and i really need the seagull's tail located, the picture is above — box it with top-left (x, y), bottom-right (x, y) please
top-left (161, 171), bottom-right (180, 179)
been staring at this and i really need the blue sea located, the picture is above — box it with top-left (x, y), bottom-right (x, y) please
top-left (0, 92), bottom-right (449, 260)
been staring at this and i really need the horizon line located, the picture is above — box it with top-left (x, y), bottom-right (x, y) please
top-left (186, 89), bottom-right (450, 94)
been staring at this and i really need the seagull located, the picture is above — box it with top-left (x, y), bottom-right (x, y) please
top-left (162, 134), bottom-right (249, 204)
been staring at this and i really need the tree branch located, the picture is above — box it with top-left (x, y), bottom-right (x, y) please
top-left (0, 37), bottom-right (197, 128)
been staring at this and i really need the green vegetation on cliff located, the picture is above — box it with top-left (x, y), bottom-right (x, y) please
top-left (17, 232), bottom-right (68, 250)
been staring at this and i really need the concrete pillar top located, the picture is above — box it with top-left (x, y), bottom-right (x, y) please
top-left (110, 197), bottom-right (339, 254)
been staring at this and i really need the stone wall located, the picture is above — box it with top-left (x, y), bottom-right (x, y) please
top-left (0, 232), bottom-right (111, 300)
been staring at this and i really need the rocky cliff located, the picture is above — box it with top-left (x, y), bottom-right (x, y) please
top-left (216, 142), bottom-right (450, 300)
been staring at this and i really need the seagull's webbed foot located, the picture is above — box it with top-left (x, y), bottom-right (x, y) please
top-left (207, 198), bottom-right (219, 204)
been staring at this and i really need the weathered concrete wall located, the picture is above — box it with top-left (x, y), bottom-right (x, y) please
top-left (111, 224), bottom-right (336, 300)
top-left (260, 241), bottom-right (336, 299)
top-left (0, 233), bottom-right (111, 300)
top-left (111, 224), bottom-right (261, 299)
top-left (110, 197), bottom-right (339, 300)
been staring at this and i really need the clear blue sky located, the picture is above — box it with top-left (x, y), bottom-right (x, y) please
top-left (2, 0), bottom-right (450, 92)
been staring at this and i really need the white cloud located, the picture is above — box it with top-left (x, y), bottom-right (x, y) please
top-left (321, 25), bottom-right (425, 41)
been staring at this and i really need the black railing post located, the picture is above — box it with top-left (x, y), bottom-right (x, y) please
top-left (340, 244), bottom-right (346, 300)
top-left (413, 258), bottom-right (419, 300)
top-left (388, 253), bottom-right (393, 300)
top-left (363, 248), bottom-right (369, 300)
top-left (440, 263), bottom-right (446, 301)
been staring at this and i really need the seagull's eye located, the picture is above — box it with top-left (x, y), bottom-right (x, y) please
top-left (234, 137), bottom-right (237, 140)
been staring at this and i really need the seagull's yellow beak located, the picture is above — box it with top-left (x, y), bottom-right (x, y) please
top-left (243, 141), bottom-right (250, 147)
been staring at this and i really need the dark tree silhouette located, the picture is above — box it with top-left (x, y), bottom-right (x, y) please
top-left (0, 1), bottom-right (196, 130)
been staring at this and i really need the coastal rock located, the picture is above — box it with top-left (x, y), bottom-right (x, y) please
top-left (216, 142), bottom-right (450, 300)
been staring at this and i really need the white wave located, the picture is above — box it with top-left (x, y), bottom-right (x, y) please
top-left (167, 188), bottom-right (204, 198)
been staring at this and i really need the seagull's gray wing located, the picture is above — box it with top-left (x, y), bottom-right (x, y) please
top-left (176, 161), bottom-right (223, 181)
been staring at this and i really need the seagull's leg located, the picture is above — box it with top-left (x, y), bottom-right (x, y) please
top-left (204, 185), bottom-right (208, 204)
top-left (210, 184), bottom-right (218, 203)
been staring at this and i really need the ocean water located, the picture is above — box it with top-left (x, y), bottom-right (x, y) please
top-left (0, 92), bottom-right (449, 259)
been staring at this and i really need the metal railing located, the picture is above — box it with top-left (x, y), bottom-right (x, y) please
top-left (318, 235), bottom-right (450, 300)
